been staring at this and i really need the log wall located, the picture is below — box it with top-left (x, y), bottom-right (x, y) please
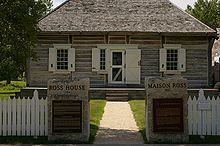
top-left (28, 33), bottom-right (210, 88)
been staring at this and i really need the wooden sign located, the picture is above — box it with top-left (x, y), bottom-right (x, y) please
top-left (52, 100), bottom-right (82, 133)
top-left (153, 99), bottom-right (183, 133)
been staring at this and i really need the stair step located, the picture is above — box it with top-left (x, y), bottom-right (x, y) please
top-left (105, 90), bottom-right (128, 101)
top-left (106, 93), bottom-right (129, 96)
top-left (106, 96), bottom-right (128, 101)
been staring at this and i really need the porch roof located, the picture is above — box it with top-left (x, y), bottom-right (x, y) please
top-left (38, 0), bottom-right (216, 34)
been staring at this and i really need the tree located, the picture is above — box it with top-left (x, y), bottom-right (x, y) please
top-left (0, 0), bottom-right (52, 84)
top-left (186, 0), bottom-right (220, 30)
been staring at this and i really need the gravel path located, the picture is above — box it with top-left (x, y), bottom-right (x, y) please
top-left (94, 102), bottom-right (144, 144)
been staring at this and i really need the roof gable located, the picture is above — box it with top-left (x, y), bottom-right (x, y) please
top-left (39, 0), bottom-right (215, 33)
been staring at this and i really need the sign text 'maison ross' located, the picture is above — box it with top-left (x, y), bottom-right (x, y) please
top-left (148, 82), bottom-right (186, 89)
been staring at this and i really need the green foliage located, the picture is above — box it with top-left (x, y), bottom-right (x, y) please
top-left (186, 0), bottom-right (220, 30)
top-left (0, 81), bottom-right (26, 97)
top-left (0, 81), bottom-right (26, 91)
top-left (0, 0), bottom-right (52, 83)
top-left (0, 56), bottom-right (17, 83)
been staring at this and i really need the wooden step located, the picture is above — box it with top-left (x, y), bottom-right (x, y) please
top-left (106, 93), bottom-right (129, 96)
top-left (106, 96), bottom-right (128, 101)
top-left (105, 91), bottom-right (128, 101)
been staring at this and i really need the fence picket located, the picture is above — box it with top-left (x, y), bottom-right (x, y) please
top-left (26, 97), bottom-right (31, 136)
top-left (202, 106), bottom-right (207, 135)
top-left (40, 98), bottom-right (44, 136)
top-left (17, 98), bottom-right (21, 136)
top-left (7, 98), bottom-right (12, 135)
top-left (12, 98), bottom-right (16, 136)
top-left (31, 95), bottom-right (36, 136)
top-left (198, 105), bottom-right (202, 135)
top-left (211, 97), bottom-right (217, 135)
top-left (45, 98), bottom-right (48, 135)
top-left (3, 97), bottom-right (7, 136)
top-left (35, 90), bottom-right (40, 136)
top-left (207, 96), bottom-right (212, 135)
top-left (188, 96), bottom-right (193, 135)
top-left (192, 96), bottom-right (197, 135)
top-left (22, 98), bottom-right (26, 136)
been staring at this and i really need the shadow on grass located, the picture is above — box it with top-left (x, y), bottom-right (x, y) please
top-left (88, 124), bottom-right (98, 143)
top-left (138, 131), bottom-right (220, 144)
top-left (0, 124), bottom-right (99, 144)
top-left (0, 136), bottom-right (85, 144)
top-left (189, 135), bottom-right (220, 144)
top-left (139, 129), bottom-right (148, 143)
top-left (93, 127), bottom-right (144, 144)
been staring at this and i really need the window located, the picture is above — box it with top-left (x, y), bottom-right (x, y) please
top-left (166, 49), bottom-right (178, 70)
top-left (100, 49), bottom-right (106, 70)
top-left (57, 49), bottom-right (68, 70)
top-left (160, 44), bottom-right (186, 73)
top-left (48, 44), bottom-right (75, 72)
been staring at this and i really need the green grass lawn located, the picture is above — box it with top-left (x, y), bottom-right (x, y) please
top-left (0, 99), bottom-right (106, 144)
top-left (0, 81), bottom-right (26, 97)
top-left (129, 100), bottom-right (147, 142)
top-left (129, 100), bottom-right (220, 144)
top-left (89, 99), bottom-right (106, 143)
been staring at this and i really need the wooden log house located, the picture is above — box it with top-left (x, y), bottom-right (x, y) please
top-left (25, 0), bottom-right (217, 99)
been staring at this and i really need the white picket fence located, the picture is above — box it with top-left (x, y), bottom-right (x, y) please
top-left (188, 89), bottom-right (220, 135)
top-left (0, 90), bottom-right (48, 136)
top-left (1, 89), bottom-right (220, 136)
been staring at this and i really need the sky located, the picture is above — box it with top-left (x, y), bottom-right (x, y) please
top-left (52, 0), bottom-right (197, 10)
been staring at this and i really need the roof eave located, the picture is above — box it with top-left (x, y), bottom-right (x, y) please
top-left (38, 30), bottom-right (217, 37)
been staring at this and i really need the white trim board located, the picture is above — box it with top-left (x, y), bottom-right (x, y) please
top-left (97, 44), bottom-right (138, 49)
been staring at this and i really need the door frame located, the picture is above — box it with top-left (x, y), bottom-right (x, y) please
top-left (110, 50), bottom-right (125, 84)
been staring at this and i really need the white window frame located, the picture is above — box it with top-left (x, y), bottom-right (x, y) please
top-left (56, 48), bottom-right (68, 71)
top-left (166, 48), bottom-right (178, 71)
top-left (160, 44), bottom-right (186, 74)
top-left (48, 44), bottom-right (75, 73)
top-left (92, 48), bottom-right (108, 74)
top-left (100, 49), bottom-right (106, 71)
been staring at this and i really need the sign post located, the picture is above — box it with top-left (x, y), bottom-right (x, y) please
top-left (145, 77), bottom-right (189, 143)
top-left (47, 78), bottom-right (90, 142)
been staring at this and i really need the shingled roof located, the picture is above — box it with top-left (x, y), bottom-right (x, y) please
top-left (39, 0), bottom-right (215, 33)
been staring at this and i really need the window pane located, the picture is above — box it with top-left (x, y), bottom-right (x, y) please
top-left (112, 52), bottom-right (122, 65)
top-left (166, 49), bottom-right (178, 71)
top-left (57, 49), bottom-right (68, 70)
top-left (100, 49), bottom-right (106, 70)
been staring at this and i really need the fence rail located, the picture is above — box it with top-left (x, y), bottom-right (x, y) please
top-left (0, 89), bottom-right (220, 136)
top-left (0, 90), bottom-right (48, 136)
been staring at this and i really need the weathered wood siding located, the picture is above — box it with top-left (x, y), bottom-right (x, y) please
top-left (165, 36), bottom-right (209, 88)
top-left (28, 34), bottom-right (210, 88)
top-left (29, 35), bottom-right (69, 86)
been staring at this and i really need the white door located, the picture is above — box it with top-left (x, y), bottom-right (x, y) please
top-left (126, 49), bottom-right (141, 84)
top-left (110, 50), bottom-right (124, 84)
